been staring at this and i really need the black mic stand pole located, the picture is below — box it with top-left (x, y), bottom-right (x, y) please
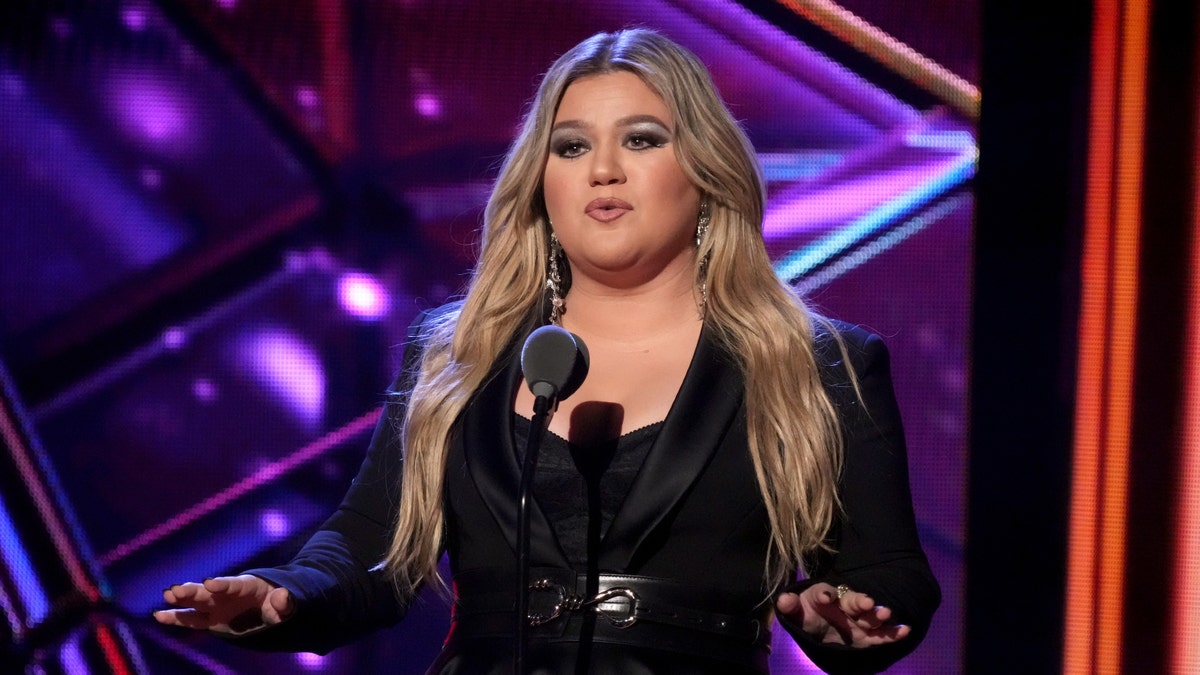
top-left (515, 393), bottom-right (553, 675)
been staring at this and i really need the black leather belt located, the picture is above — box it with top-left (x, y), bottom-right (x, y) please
top-left (446, 567), bottom-right (773, 670)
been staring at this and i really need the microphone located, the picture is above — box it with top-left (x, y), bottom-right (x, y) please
top-left (514, 325), bottom-right (588, 674)
top-left (520, 325), bottom-right (589, 407)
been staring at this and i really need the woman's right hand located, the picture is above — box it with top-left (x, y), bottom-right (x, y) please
top-left (153, 575), bottom-right (294, 635)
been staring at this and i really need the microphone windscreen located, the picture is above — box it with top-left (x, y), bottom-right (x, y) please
top-left (521, 326), bottom-right (589, 402)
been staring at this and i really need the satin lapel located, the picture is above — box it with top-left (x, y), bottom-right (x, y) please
top-left (460, 343), bottom-right (569, 567)
top-left (599, 327), bottom-right (744, 570)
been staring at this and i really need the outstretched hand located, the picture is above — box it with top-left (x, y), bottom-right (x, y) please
top-left (776, 582), bottom-right (910, 648)
top-left (154, 575), bottom-right (294, 635)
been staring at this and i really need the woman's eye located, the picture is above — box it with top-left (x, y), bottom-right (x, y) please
top-left (553, 140), bottom-right (588, 158)
top-left (626, 133), bottom-right (667, 150)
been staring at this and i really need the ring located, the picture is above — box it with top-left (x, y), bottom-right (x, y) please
top-left (836, 584), bottom-right (850, 599)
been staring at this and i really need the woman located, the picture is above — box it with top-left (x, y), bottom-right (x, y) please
top-left (155, 29), bottom-right (939, 674)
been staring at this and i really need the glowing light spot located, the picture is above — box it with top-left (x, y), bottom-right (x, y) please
top-left (214, 0), bottom-right (238, 9)
top-left (414, 93), bottom-right (441, 119)
top-left (296, 652), bottom-right (328, 670)
top-left (338, 272), bottom-right (389, 320)
top-left (121, 7), bottom-right (148, 32)
top-left (192, 378), bottom-right (217, 403)
top-left (162, 327), bottom-right (186, 350)
top-left (236, 329), bottom-right (326, 428)
top-left (260, 509), bottom-right (289, 540)
top-left (108, 71), bottom-right (197, 150)
top-left (296, 86), bottom-right (319, 109)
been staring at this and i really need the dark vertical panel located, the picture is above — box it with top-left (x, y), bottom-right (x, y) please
top-left (969, 2), bottom-right (1091, 673)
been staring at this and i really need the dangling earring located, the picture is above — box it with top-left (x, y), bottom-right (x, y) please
top-left (695, 201), bottom-right (711, 315)
top-left (547, 231), bottom-right (566, 325)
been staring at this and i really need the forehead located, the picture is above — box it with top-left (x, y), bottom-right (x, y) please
top-left (554, 71), bottom-right (670, 121)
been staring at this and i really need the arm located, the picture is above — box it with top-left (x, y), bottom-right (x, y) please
top-left (777, 327), bottom-right (941, 674)
top-left (156, 307), bottom-right (441, 654)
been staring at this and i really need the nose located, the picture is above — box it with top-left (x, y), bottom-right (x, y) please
top-left (588, 144), bottom-right (626, 186)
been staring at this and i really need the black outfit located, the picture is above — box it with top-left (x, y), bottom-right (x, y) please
top-left (236, 304), bottom-right (940, 674)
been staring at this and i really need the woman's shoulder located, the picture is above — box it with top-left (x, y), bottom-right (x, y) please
top-left (810, 316), bottom-right (895, 400)
top-left (812, 316), bottom-right (886, 364)
top-left (406, 300), bottom-right (465, 341)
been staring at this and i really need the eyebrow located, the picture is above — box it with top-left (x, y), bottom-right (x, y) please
top-left (550, 114), bottom-right (672, 133)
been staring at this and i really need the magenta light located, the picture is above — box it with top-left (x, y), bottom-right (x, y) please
top-left (772, 632), bottom-right (826, 673)
top-left (295, 85), bottom-right (319, 109)
top-left (121, 7), bottom-right (148, 32)
top-left (338, 272), bottom-right (389, 321)
top-left (214, 0), bottom-right (238, 10)
top-left (296, 652), bottom-right (328, 670)
top-left (414, 93), bottom-right (442, 119)
top-left (109, 71), bottom-right (196, 151)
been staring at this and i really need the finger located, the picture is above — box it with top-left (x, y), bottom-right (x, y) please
top-left (791, 584), bottom-right (840, 636)
top-left (263, 587), bottom-right (294, 624)
top-left (203, 575), bottom-right (249, 596)
top-left (856, 622), bottom-right (912, 646)
top-left (153, 608), bottom-right (215, 631)
top-left (163, 582), bottom-right (213, 607)
top-left (775, 592), bottom-right (801, 616)
top-left (850, 604), bottom-right (891, 631)
top-left (212, 574), bottom-right (273, 602)
top-left (837, 589), bottom-right (874, 615)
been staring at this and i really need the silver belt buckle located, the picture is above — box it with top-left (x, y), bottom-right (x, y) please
top-left (589, 587), bottom-right (640, 628)
top-left (526, 580), bottom-right (640, 629)
top-left (526, 578), bottom-right (573, 626)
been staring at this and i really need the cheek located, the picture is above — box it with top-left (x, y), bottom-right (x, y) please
top-left (541, 169), bottom-right (566, 216)
top-left (650, 159), bottom-right (696, 198)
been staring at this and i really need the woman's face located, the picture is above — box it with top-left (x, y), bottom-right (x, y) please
top-left (542, 71), bottom-right (702, 290)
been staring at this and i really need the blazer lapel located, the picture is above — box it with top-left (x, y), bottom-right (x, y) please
top-left (461, 340), bottom-right (570, 567)
top-left (599, 327), bottom-right (744, 570)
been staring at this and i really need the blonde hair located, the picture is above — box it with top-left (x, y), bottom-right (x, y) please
top-left (387, 29), bottom-right (844, 592)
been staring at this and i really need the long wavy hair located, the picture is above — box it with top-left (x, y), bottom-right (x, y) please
top-left (387, 29), bottom-right (845, 592)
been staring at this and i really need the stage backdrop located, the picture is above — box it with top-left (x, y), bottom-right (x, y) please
top-left (0, 1), bottom-right (977, 672)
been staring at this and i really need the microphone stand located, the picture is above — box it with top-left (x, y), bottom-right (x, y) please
top-left (515, 393), bottom-right (553, 675)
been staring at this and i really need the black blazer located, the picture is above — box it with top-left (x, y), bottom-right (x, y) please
top-left (238, 305), bottom-right (940, 674)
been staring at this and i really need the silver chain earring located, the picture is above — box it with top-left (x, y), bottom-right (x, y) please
top-left (547, 231), bottom-right (565, 325)
top-left (696, 201), bottom-right (711, 314)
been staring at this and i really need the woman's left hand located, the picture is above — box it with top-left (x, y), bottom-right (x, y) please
top-left (775, 582), bottom-right (910, 647)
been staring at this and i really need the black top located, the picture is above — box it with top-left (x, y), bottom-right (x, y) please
top-left (515, 414), bottom-right (661, 566)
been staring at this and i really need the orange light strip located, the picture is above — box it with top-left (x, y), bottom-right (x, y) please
top-left (773, 0), bottom-right (980, 119)
top-left (1065, 1), bottom-right (1150, 673)
top-left (1064, 0), bottom-right (1116, 667)
top-left (1172, 46), bottom-right (1200, 675)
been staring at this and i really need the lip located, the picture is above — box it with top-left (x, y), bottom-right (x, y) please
top-left (585, 197), bottom-right (633, 222)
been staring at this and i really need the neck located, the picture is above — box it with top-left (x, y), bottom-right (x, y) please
top-left (560, 264), bottom-right (701, 344)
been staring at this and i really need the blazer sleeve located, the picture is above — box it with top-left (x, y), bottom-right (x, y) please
top-left (777, 325), bottom-right (941, 674)
top-left (228, 306), bottom-right (446, 654)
